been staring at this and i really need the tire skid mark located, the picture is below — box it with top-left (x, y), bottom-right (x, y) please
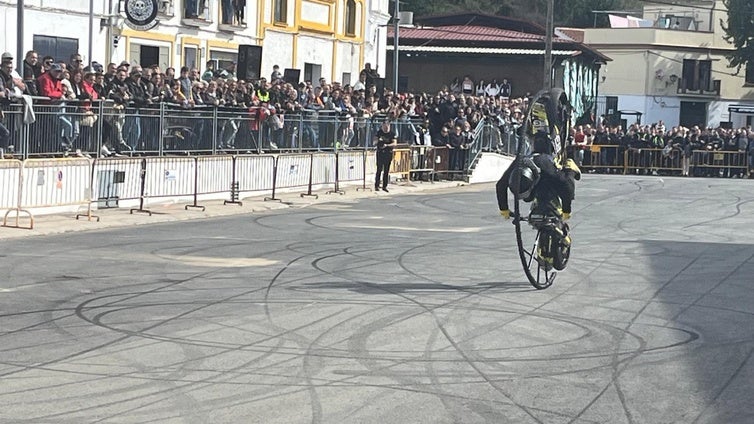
top-left (310, 247), bottom-right (550, 423)
top-left (568, 249), bottom-right (707, 424)
top-left (682, 197), bottom-right (754, 229)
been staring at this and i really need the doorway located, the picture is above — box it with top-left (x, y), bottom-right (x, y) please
top-left (680, 101), bottom-right (707, 127)
top-left (140, 45), bottom-right (160, 68)
top-left (304, 63), bottom-right (321, 84)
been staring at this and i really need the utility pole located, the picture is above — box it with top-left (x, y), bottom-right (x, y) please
top-left (393, 0), bottom-right (400, 93)
top-left (543, 0), bottom-right (554, 90)
top-left (16, 0), bottom-right (24, 75)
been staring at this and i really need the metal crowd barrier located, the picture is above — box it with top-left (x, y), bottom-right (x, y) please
top-left (336, 150), bottom-right (368, 191)
top-left (0, 159), bottom-right (23, 226)
top-left (690, 150), bottom-right (748, 176)
top-left (3, 99), bottom-right (431, 158)
top-left (579, 146), bottom-right (751, 176)
top-left (391, 147), bottom-right (412, 181)
top-left (265, 153), bottom-right (312, 201)
top-left (233, 154), bottom-right (276, 202)
top-left (91, 157), bottom-right (144, 209)
top-left (2, 158), bottom-right (95, 229)
top-left (409, 145), bottom-right (437, 182)
top-left (582, 145), bottom-right (623, 173)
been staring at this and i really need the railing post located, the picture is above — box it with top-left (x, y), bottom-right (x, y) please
top-left (296, 112), bottom-right (303, 153)
top-left (301, 153), bottom-right (318, 198)
top-left (158, 103), bottom-right (165, 157)
top-left (327, 152), bottom-right (344, 195)
top-left (21, 107), bottom-right (30, 160)
top-left (224, 155), bottom-right (243, 206)
top-left (185, 156), bottom-right (206, 211)
top-left (95, 100), bottom-right (104, 157)
top-left (356, 148), bottom-right (371, 191)
top-left (264, 156), bottom-right (281, 202)
top-left (130, 158), bottom-right (152, 215)
top-left (75, 158), bottom-right (101, 222)
top-left (211, 107), bottom-right (218, 155)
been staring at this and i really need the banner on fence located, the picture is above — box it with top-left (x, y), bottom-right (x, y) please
top-left (91, 157), bottom-right (143, 208)
top-left (144, 156), bottom-right (195, 200)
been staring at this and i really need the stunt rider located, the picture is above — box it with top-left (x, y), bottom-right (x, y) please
top-left (496, 127), bottom-right (581, 272)
top-left (495, 130), bottom-right (581, 222)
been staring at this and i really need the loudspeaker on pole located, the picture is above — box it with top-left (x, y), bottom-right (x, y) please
top-left (237, 44), bottom-right (262, 81)
top-left (283, 68), bottom-right (301, 85)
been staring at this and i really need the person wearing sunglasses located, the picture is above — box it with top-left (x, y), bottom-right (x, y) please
top-left (41, 56), bottom-right (55, 72)
top-left (69, 53), bottom-right (84, 72)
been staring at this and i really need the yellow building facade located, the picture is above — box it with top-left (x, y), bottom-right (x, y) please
top-left (110, 0), bottom-right (382, 83)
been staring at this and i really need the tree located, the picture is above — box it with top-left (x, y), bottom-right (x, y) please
top-left (721, 0), bottom-right (754, 75)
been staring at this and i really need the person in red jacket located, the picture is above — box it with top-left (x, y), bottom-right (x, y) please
top-left (37, 63), bottom-right (65, 99)
top-left (37, 63), bottom-right (71, 152)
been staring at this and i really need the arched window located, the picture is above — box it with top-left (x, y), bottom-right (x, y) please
top-left (345, 0), bottom-right (357, 36)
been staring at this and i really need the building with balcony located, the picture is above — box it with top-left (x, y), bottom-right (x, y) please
top-left (0, 0), bottom-right (390, 85)
top-left (576, 0), bottom-right (754, 128)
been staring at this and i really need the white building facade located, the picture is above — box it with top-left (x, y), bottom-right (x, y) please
top-left (0, 0), bottom-right (389, 84)
top-left (582, 0), bottom-right (754, 129)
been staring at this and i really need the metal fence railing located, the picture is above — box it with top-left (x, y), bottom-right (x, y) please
top-left (0, 99), bottom-right (430, 159)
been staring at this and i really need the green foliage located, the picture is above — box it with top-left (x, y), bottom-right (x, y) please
top-left (721, 0), bottom-right (754, 74)
top-left (399, 0), bottom-right (642, 28)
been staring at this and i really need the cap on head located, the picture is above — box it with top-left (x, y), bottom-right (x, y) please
top-left (119, 60), bottom-right (130, 67)
top-left (1, 52), bottom-right (13, 61)
top-left (49, 63), bottom-right (63, 72)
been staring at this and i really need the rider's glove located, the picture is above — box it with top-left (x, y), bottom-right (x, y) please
top-left (563, 212), bottom-right (571, 220)
top-left (500, 209), bottom-right (511, 220)
top-left (564, 159), bottom-right (581, 180)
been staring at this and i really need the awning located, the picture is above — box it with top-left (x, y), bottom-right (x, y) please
top-left (728, 105), bottom-right (754, 114)
top-left (387, 45), bottom-right (581, 56)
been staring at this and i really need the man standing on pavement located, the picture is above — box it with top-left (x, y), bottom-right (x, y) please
top-left (374, 119), bottom-right (397, 192)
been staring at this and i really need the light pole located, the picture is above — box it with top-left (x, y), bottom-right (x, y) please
top-left (88, 0), bottom-right (94, 69)
top-left (392, 0), bottom-right (399, 93)
top-left (543, 0), bottom-right (554, 90)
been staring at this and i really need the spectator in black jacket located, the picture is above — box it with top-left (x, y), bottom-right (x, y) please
top-left (448, 124), bottom-right (465, 176)
top-left (23, 50), bottom-right (42, 96)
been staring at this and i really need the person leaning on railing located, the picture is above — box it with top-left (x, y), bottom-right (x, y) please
top-left (0, 62), bottom-right (16, 156)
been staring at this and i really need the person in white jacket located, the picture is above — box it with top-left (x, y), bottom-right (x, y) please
top-left (485, 79), bottom-right (500, 97)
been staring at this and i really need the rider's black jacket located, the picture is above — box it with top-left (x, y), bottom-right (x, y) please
top-left (496, 153), bottom-right (576, 216)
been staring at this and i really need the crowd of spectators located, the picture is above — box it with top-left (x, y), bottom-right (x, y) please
top-left (2, 48), bottom-right (754, 177)
top-left (567, 120), bottom-right (754, 178)
top-left (2, 49), bottom-right (533, 159)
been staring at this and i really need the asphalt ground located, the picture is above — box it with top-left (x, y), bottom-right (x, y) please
top-left (1, 175), bottom-right (753, 423)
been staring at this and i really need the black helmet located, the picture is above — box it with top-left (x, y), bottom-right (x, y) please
top-left (509, 156), bottom-right (540, 200)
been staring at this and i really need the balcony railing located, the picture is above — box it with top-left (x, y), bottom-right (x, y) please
top-left (677, 78), bottom-right (721, 96)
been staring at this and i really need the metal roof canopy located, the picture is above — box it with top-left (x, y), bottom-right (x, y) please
top-left (386, 45), bottom-right (581, 56)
